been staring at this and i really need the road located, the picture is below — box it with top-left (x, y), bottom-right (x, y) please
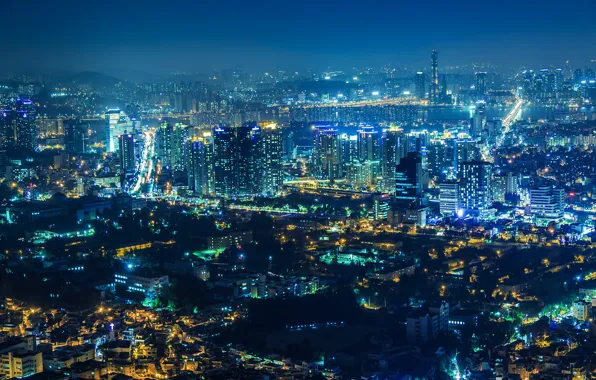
top-left (130, 130), bottom-right (156, 194)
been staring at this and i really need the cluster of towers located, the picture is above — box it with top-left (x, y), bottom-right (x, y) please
top-left (157, 122), bottom-right (283, 198)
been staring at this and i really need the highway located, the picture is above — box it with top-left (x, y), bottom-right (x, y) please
top-left (130, 130), bottom-right (156, 194)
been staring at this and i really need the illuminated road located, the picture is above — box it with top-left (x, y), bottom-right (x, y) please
top-left (131, 130), bottom-right (156, 194)
top-left (496, 98), bottom-right (523, 148)
top-left (502, 98), bottom-right (523, 128)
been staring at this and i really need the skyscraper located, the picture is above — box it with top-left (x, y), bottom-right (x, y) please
top-left (530, 186), bottom-right (565, 223)
top-left (357, 126), bottom-right (380, 162)
top-left (213, 126), bottom-right (235, 197)
top-left (118, 134), bottom-right (135, 172)
top-left (64, 120), bottom-right (89, 154)
top-left (415, 72), bottom-right (426, 100)
top-left (156, 123), bottom-right (171, 169)
top-left (171, 123), bottom-right (190, 172)
top-left (439, 182), bottom-right (460, 216)
top-left (460, 160), bottom-right (492, 216)
top-left (430, 50), bottom-right (439, 104)
top-left (381, 127), bottom-right (404, 194)
top-left (313, 126), bottom-right (342, 180)
top-left (395, 152), bottom-right (423, 200)
top-left (188, 136), bottom-right (215, 196)
top-left (0, 100), bottom-right (36, 150)
top-left (471, 101), bottom-right (486, 139)
top-left (260, 122), bottom-right (283, 196)
top-left (475, 72), bottom-right (487, 99)
top-left (105, 109), bottom-right (133, 153)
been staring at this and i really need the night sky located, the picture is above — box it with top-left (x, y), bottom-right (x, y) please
top-left (3, 0), bottom-right (595, 76)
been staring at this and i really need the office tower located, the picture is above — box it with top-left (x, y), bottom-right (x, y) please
top-left (156, 123), bottom-right (173, 169)
top-left (573, 69), bottom-right (583, 84)
top-left (260, 123), bottom-right (283, 196)
top-left (357, 126), bottom-right (380, 161)
top-left (213, 126), bottom-right (236, 197)
top-left (505, 172), bottom-right (518, 196)
top-left (395, 152), bottom-right (422, 200)
top-left (440, 74), bottom-right (449, 103)
top-left (475, 72), bottom-right (487, 99)
top-left (0, 149), bottom-right (7, 178)
top-left (171, 123), bottom-right (190, 171)
top-left (233, 124), bottom-right (263, 195)
top-left (0, 100), bottom-right (36, 150)
top-left (572, 300), bottom-right (590, 321)
top-left (341, 134), bottom-right (358, 166)
top-left (492, 174), bottom-right (507, 203)
top-left (545, 71), bottom-right (556, 94)
top-left (427, 139), bottom-right (449, 180)
top-left (118, 134), bottom-right (135, 172)
top-left (405, 130), bottom-right (429, 163)
top-left (460, 161), bottom-right (492, 215)
top-left (105, 109), bottom-right (133, 153)
top-left (282, 130), bottom-right (295, 161)
top-left (312, 126), bottom-right (342, 180)
top-left (430, 50), bottom-right (439, 104)
top-left (381, 127), bottom-right (403, 193)
top-left (346, 160), bottom-right (379, 189)
top-left (530, 186), bottom-right (565, 223)
top-left (453, 138), bottom-right (477, 172)
top-left (471, 101), bottom-right (486, 139)
top-left (415, 72), bottom-right (426, 99)
top-left (486, 117), bottom-right (502, 145)
top-left (371, 194), bottom-right (390, 221)
top-left (64, 120), bottom-right (89, 153)
top-left (586, 68), bottom-right (595, 81)
top-left (439, 182), bottom-right (460, 216)
top-left (554, 69), bottom-right (564, 90)
top-left (188, 136), bottom-right (215, 196)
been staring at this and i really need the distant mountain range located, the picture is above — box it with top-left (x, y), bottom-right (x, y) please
top-left (62, 71), bottom-right (124, 87)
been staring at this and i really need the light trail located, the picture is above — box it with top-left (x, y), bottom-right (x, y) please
top-left (131, 130), bottom-right (156, 194)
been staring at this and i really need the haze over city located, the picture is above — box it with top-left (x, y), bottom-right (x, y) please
top-left (1, 1), bottom-right (596, 380)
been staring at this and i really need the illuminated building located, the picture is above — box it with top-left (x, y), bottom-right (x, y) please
top-left (0, 349), bottom-right (42, 379)
top-left (381, 127), bottom-right (404, 194)
top-left (118, 134), bottom-right (135, 172)
top-left (340, 133), bottom-right (358, 167)
top-left (430, 50), bottom-right (439, 104)
top-left (105, 109), bottom-right (133, 153)
top-left (346, 160), bottom-right (380, 189)
top-left (188, 135), bottom-right (215, 196)
top-left (213, 126), bottom-right (235, 197)
top-left (357, 126), bottom-right (379, 162)
top-left (64, 120), bottom-right (88, 153)
top-left (156, 123), bottom-right (173, 169)
top-left (114, 272), bottom-right (169, 294)
top-left (439, 182), bottom-right (459, 216)
top-left (471, 101), bottom-right (486, 139)
top-left (475, 72), bottom-right (487, 99)
top-left (260, 122), bottom-right (283, 196)
top-left (395, 152), bottom-right (422, 200)
top-left (453, 138), bottom-right (477, 174)
top-left (529, 186), bottom-right (565, 223)
top-left (282, 130), bottom-right (295, 161)
top-left (313, 126), bottom-right (342, 180)
top-left (572, 300), bottom-right (590, 321)
top-left (460, 160), bottom-right (492, 216)
top-left (415, 71), bottom-right (425, 99)
top-left (235, 125), bottom-right (261, 195)
top-left (171, 123), bottom-right (190, 171)
top-left (427, 139), bottom-right (450, 180)
top-left (0, 99), bottom-right (36, 150)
